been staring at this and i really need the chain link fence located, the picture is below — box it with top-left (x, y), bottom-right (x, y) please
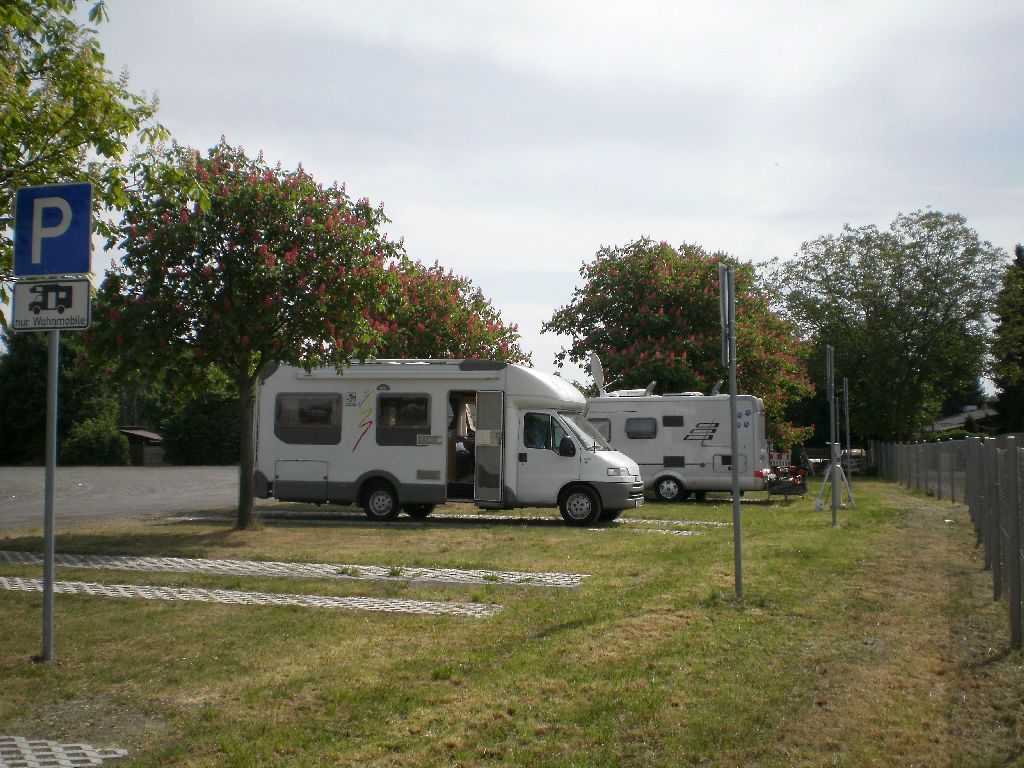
top-left (875, 436), bottom-right (1024, 647)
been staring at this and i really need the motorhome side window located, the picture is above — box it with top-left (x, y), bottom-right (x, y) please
top-left (377, 394), bottom-right (431, 446)
top-left (625, 417), bottom-right (657, 440)
top-left (589, 418), bottom-right (611, 441)
top-left (274, 394), bottom-right (342, 445)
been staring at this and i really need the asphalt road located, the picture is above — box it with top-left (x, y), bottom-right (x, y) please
top-left (0, 466), bottom-right (269, 532)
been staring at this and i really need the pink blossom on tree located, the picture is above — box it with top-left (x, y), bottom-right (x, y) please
top-left (90, 140), bottom-right (403, 528)
top-left (543, 237), bottom-right (814, 446)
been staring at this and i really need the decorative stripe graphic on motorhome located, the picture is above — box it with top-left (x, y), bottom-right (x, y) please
top-left (684, 422), bottom-right (719, 442)
top-left (352, 390), bottom-right (375, 452)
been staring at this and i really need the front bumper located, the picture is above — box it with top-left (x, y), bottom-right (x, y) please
top-left (594, 479), bottom-right (645, 511)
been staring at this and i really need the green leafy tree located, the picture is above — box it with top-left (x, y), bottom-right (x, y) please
top-left (162, 390), bottom-right (240, 466)
top-left (776, 211), bottom-right (1005, 442)
top-left (992, 244), bottom-right (1024, 433)
top-left (89, 140), bottom-right (403, 528)
top-left (0, 0), bottom-right (165, 295)
top-left (0, 325), bottom-right (121, 464)
top-left (543, 237), bottom-right (814, 446)
top-left (373, 258), bottom-right (529, 362)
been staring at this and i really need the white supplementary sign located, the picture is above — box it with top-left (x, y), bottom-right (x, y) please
top-left (11, 279), bottom-right (91, 332)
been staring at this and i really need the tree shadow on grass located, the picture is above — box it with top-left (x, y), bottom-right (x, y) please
top-left (0, 527), bottom-right (249, 558)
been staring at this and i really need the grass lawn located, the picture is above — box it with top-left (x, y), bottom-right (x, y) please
top-left (1, 479), bottom-right (1021, 767)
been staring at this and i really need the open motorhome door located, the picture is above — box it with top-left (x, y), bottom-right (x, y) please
top-left (474, 390), bottom-right (504, 503)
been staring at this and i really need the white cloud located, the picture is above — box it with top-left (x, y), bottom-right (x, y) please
top-left (79, 0), bottom-right (1024, 375)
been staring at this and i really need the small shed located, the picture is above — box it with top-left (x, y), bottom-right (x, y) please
top-left (118, 427), bottom-right (167, 466)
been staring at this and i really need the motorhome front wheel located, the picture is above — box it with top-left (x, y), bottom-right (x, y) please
top-left (559, 487), bottom-right (602, 526)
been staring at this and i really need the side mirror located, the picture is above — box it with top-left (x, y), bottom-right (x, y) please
top-left (558, 436), bottom-right (577, 457)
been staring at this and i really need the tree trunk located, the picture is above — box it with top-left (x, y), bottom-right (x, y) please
top-left (236, 373), bottom-right (257, 529)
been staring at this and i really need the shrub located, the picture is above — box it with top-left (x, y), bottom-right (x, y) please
top-left (60, 418), bottom-right (130, 466)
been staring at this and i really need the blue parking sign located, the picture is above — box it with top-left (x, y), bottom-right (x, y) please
top-left (13, 183), bottom-right (93, 277)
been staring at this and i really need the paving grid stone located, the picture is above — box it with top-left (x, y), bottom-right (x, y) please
top-left (166, 510), bottom-right (720, 535)
top-left (0, 551), bottom-right (585, 589)
top-left (0, 735), bottom-right (127, 767)
top-left (618, 517), bottom-right (728, 528)
top-left (0, 577), bottom-right (500, 618)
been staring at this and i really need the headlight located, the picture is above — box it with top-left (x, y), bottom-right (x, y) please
top-left (607, 466), bottom-right (631, 477)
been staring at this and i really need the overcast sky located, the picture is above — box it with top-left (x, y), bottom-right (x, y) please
top-left (89, 0), bottom-right (1023, 383)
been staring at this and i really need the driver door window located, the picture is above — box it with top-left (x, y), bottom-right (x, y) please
top-left (524, 413), bottom-right (551, 449)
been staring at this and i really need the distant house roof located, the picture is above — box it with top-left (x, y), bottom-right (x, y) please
top-left (927, 406), bottom-right (997, 433)
top-left (118, 428), bottom-right (163, 445)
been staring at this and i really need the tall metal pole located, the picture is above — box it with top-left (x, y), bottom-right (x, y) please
top-left (827, 346), bottom-right (837, 527)
top-left (843, 377), bottom-right (851, 480)
top-left (42, 329), bottom-right (60, 661)
top-left (721, 265), bottom-right (742, 598)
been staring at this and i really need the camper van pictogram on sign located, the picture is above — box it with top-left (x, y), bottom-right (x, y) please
top-left (28, 283), bottom-right (74, 314)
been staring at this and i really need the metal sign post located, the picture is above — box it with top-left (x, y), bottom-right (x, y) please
top-left (12, 182), bottom-right (92, 663)
top-left (843, 377), bottom-right (856, 507)
top-left (828, 347), bottom-right (838, 526)
top-left (843, 377), bottom-right (850, 478)
top-left (719, 264), bottom-right (742, 598)
top-left (43, 330), bottom-right (59, 659)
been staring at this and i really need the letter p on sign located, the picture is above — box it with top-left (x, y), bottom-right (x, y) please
top-left (14, 183), bottom-right (93, 277)
top-left (32, 197), bottom-right (73, 264)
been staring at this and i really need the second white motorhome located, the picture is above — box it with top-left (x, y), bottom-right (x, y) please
top-left (586, 390), bottom-right (772, 500)
top-left (254, 359), bottom-right (644, 525)
top-left (583, 357), bottom-right (771, 500)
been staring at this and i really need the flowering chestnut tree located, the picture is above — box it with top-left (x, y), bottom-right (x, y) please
top-left (543, 237), bottom-right (814, 446)
top-left (91, 140), bottom-right (402, 528)
top-left (372, 258), bottom-right (529, 363)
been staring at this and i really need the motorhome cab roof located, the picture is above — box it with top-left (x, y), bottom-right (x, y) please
top-left (254, 359), bottom-right (643, 525)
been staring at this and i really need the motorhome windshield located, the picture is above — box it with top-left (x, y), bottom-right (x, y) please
top-left (560, 411), bottom-right (613, 451)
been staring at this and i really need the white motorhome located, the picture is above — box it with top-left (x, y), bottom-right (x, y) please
top-left (585, 386), bottom-right (772, 502)
top-left (254, 359), bottom-right (644, 525)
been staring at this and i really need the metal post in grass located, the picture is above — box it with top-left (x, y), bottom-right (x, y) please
top-left (913, 444), bottom-right (921, 493)
top-left (984, 438), bottom-right (996, 576)
top-left (42, 329), bottom-right (59, 662)
top-left (1000, 436), bottom-right (1020, 645)
top-left (843, 378), bottom-right (851, 480)
top-left (921, 442), bottom-right (927, 492)
top-left (827, 346), bottom-right (838, 527)
top-left (947, 441), bottom-right (953, 502)
top-left (991, 438), bottom-right (1005, 602)
top-left (965, 441), bottom-right (974, 524)
top-left (968, 437), bottom-right (983, 542)
top-left (1012, 442), bottom-right (1023, 647)
top-left (719, 263), bottom-right (742, 598)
